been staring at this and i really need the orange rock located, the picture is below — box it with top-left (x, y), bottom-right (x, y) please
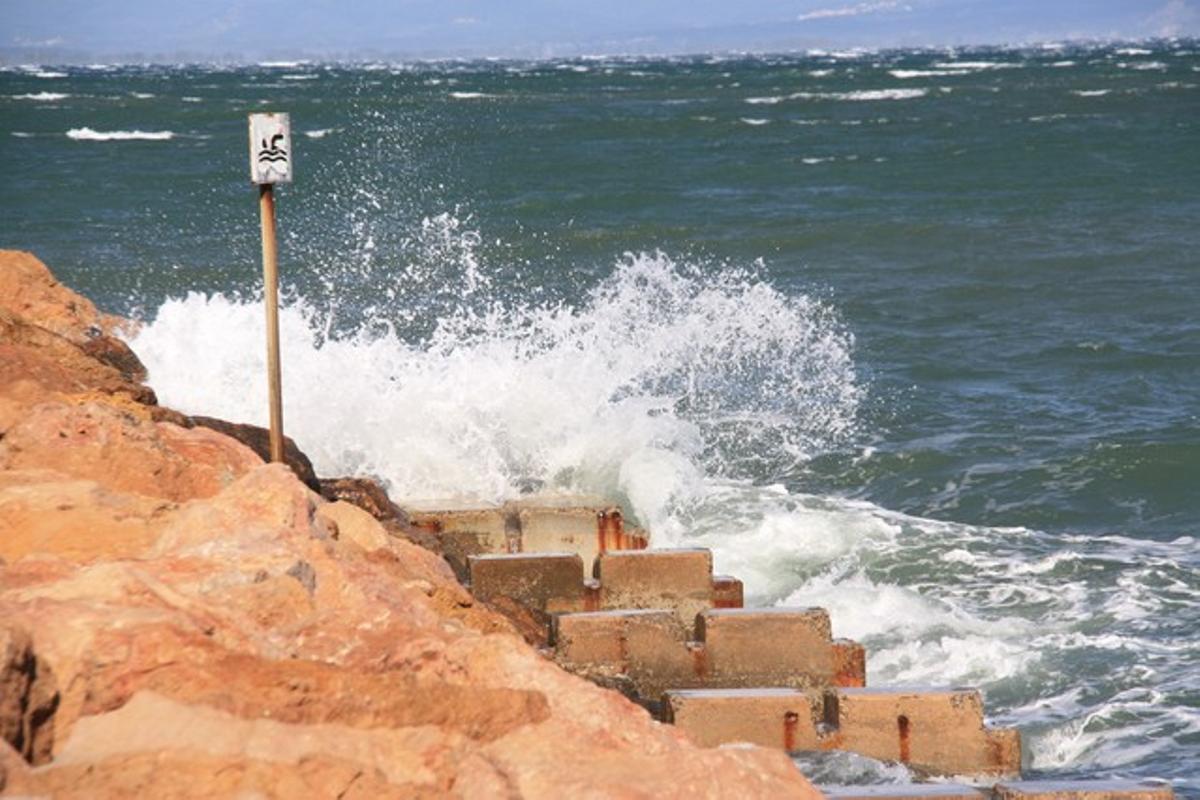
top-left (0, 471), bottom-right (174, 563)
top-left (0, 401), bottom-right (263, 502)
top-left (0, 250), bottom-right (123, 342)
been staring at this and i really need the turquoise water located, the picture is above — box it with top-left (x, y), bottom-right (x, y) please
top-left (2, 42), bottom-right (1198, 791)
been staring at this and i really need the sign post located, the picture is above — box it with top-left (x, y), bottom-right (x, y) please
top-left (248, 112), bottom-right (292, 463)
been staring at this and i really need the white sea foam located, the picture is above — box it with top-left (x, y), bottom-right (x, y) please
top-left (258, 60), bottom-right (307, 68)
top-left (304, 128), bottom-right (334, 138)
top-left (889, 69), bottom-right (967, 79)
top-left (30, 70), bottom-right (68, 79)
top-left (282, 74), bottom-right (318, 81)
top-left (182, 96), bottom-right (202, 103)
top-left (1116, 48), bottom-right (1152, 56)
top-left (1119, 61), bottom-right (1168, 71)
top-left (66, 127), bottom-right (175, 141)
top-left (931, 61), bottom-right (1018, 70)
top-left (449, 91), bottom-right (492, 99)
top-left (133, 249), bottom-right (860, 504)
top-left (808, 88), bottom-right (928, 101)
top-left (130, 92), bottom-right (155, 99)
top-left (745, 96), bottom-right (784, 104)
top-left (11, 92), bottom-right (70, 101)
top-left (802, 157), bottom-right (833, 164)
top-left (11, 132), bottom-right (34, 138)
top-left (739, 117), bottom-right (770, 125)
top-left (1050, 60), bottom-right (1077, 67)
top-left (1071, 89), bottom-right (1111, 97)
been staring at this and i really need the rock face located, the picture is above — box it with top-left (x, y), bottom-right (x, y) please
top-left (0, 250), bottom-right (822, 798)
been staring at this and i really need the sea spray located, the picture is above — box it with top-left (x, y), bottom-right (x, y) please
top-left (133, 249), bottom-right (861, 514)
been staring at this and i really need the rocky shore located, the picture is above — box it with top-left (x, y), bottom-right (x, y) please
top-left (0, 251), bottom-right (821, 798)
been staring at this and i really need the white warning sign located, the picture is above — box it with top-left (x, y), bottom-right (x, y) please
top-left (249, 112), bottom-right (292, 184)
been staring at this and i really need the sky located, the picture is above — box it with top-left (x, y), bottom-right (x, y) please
top-left (2, 0), bottom-right (1198, 62)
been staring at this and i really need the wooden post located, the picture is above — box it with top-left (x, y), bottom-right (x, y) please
top-left (259, 183), bottom-right (284, 463)
top-left (248, 112), bottom-right (292, 464)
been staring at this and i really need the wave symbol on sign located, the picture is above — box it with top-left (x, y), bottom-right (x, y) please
top-left (257, 132), bottom-right (288, 164)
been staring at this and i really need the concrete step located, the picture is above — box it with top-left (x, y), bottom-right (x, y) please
top-left (821, 784), bottom-right (985, 800)
top-left (551, 606), bottom-right (865, 698)
top-left (661, 686), bottom-right (1021, 779)
top-left (406, 495), bottom-right (648, 580)
top-left (991, 781), bottom-right (1174, 800)
top-left (596, 548), bottom-right (715, 628)
top-left (699, 607), bottom-right (865, 688)
top-left (468, 552), bottom-right (588, 615)
top-left (825, 687), bottom-right (1020, 778)
top-left (820, 781), bottom-right (1175, 800)
top-left (469, 548), bottom-right (741, 630)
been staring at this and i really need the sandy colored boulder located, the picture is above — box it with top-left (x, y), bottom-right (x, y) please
top-left (0, 400), bottom-right (262, 502)
top-left (0, 250), bottom-right (122, 342)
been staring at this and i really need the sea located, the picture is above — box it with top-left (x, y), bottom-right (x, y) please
top-left (2, 41), bottom-right (1197, 793)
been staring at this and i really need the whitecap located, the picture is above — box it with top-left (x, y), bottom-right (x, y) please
top-left (930, 61), bottom-right (1018, 71)
top-left (889, 69), bottom-right (967, 79)
top-left (745, 96), bottom-right (784, 105)
top-left (1071, 89), bottom-right (1111, 97)
top-left (281, 74), bottom-right (318, 81)
top-left (11, 92), bottom-right (70, 101)
top-left (129, 92), bottom-right (155, 99)
top-left (304, 128), bottom-right (333, 138)
top-left (449, 91), bottom-right (492, 99)
top-left (739, 117), bottom-right (770, 126)
top-left (66, 127), bottom-right (175, 141)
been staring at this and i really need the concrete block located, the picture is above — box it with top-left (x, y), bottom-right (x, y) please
top-left (712, 575), bottom-right (744, 609)
top-left (553, 609), bottom-right (698, 698)
top-left (822, 785), bottom-right (985, 800)
top-left (468, 552), bottom-right (584, 613)
top-left (832, 638), bottom-right (867, 687)
top-left (826, 687), bottom-right (1021, 778)
top-left (553, 609), bottom-right (683, 666)
top-left (697, 607), bottom-right (836, 689)
top-left (597, 548), bottom-right (714, 627)
top-left (406, 499), bottom-right (512, 580)
top-left (512, 496), bottom-right (644, 572)
top-left (991, 782), bottom-right (1173, 800)
top-left (663, 688), bottom-right (822, 751)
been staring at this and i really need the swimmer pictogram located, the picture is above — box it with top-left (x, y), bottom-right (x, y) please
top-left (257, 132), bottom-right (288, 164)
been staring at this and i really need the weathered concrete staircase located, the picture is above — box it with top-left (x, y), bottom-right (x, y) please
top-left (407, 496), bottom-right (1175, 799)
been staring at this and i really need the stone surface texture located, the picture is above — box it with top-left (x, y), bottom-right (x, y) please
top-left (0, 250), bottom-right (822, 798)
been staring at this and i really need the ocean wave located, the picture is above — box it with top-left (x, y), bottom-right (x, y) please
top-left (889, 69), bottom-right (968, 79)
top-left (449, 91), bottom-right (493, 99)
top-left (130, 92), bottom-right (155, 99)
top-left (1071, 89), bottom-right (1111, 97)
top-left (931, 61), bottom-right (1020, 70)
top-left (739, 117), bottom-right (770, 125)
top-left (132, 248), bottom-right (860, 503)
top-left (11, 92), bottom-right (70, 101)
top-left (804, 88), bottom-right (928, 101)
top-left (66, 127), bottom-right (175, 141)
